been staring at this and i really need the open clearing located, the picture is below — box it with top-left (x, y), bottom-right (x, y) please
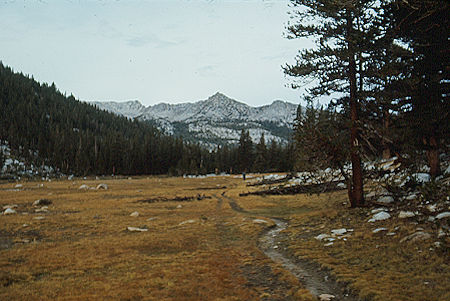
top-left (1, 176), bottom-right (449, 300)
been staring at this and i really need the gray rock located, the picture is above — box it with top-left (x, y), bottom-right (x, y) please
top-left (400, 231), bottom-right (431, 243)
top-left (253, 219), bottom-right (269, 224)
top-left (331, 228), bottom-right (347, 235)
top-left (78, 184), bottom-right (90, 190)
top-left (130, 211), bottom-right (139, 217)
top-left (319, 293), bottom-right (335, 301)
top-left (127, 226), bottom-right (148, 232)
top-left (377, 195), bottom-right (394, 204)
top-left (435, 212), bottom-right (450, 220)
top-left (398, 211), bottom-right (416, 219)
top-left (3, 208), bottom-right (17, 215)
top-left (96, 183), bottom-right (108, 190)
top-left (372, 227), bottom-right (388, 233)
top-left (315, 234), bottom-right (329, 241)
top-left (33, 199), bottom-right (52, 206)
top-left (368, 211), bottom-right (391, 222)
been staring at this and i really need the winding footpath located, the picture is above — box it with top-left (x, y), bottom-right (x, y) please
top-left (215, 193), bottom-right (357, 300)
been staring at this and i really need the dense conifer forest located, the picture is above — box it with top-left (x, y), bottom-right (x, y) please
top-left (0, 63), bottom-right (292, 177)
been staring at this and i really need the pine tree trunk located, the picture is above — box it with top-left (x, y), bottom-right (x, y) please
top-left (347, 12), bottom-right (364, 207)
top-left (427, 136), bottom-right (441, 178)
top-left (382, 107), bottom-right (391, 159)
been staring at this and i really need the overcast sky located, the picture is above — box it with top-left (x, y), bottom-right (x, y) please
top-left (0, 0), bottom-right (312, 107)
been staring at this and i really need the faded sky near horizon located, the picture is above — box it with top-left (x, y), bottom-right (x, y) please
top-left (0, 0), bottom-right (312, 106)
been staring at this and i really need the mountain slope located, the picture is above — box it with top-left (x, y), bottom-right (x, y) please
top-left (91, 92), bottom-right (298, 147)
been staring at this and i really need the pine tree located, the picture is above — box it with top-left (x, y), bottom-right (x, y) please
top-left (238, 129), bottom-right (254, 172)
top-left (254, 134), bottom-right (267, 173)
top-left (285, 0), bottom-right (384, 206)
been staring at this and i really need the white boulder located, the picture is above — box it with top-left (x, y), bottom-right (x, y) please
top-left (3, 208), bottom-right (17, 215)
top-left (435, 212), bottom-right (450, 220)
top-left (96, 183), bottom-right (108, 190)
top-left (368, 211), bottom-right (391, 222)
top-left (331, 228), bottom-right (347, 236)
top-left (130, 211), bottom-right (139, 217)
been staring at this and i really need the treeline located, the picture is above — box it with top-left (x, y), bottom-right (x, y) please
top-left (286, 0), bottom-right (449, 206)
top-left (0, 62), bottom-right (293, 176)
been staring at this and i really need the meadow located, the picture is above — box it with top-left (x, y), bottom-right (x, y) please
top-left (1, 175), bottom-right (448, 300)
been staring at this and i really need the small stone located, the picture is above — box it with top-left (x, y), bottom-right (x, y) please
top-left (373, 227), bottom-right (388, 233)
top-left (315, 234), bottom-right (329, 241)
top-left (35, 206), bottom-right (49, 213)
top-left (368, 211), bottom-right (391, 222)
top-left (435, 212), bottom-right (450, 220)
top-left (176, 205), bottom-right (182, 209)
top-left (3, 208), bottom-right (17, 215)
top-left (399, 211), bottom-right (415, 219)
top-left (130, 211), bottom-right (139, 217)
top-left (336, 182), bottom-right (346, 189)
top-left (426, 204), bottom-right (437, 212)
top-left (386, 232), bottom-right (396, 236)
top-left (3, 204), bottom-right (18, 210)
top-left (78, 184), bottom-right (90, 190)
top-left (405, 194), bottom-right (417, 201)
top-left (319, 294), bottom-right (335, 301)
top-left (400, 231), bottom-right (431, 243)
top-left (323, 242), bottom-right (334, 247)
top-left (179, 219), bottom-right (196, 226)
top-left (96, 183), bottom-right (108, 190)
top-left (438, 229), bottom-right (446, 238)
top-left (14, 184), bottom-right (23, 188)
top-left (33, 216), bottom-right (45, 220)
top-left (371, 208), bottom-right (388, 214)
top-left (377, 195), bottom-right (394, 204)
top-left (127, 226), bottom-right (148, 232)
top-left (331, 228), bottom-right (347, 236)
top-left (33, 199), bottom-right (52, 206)
top-left (253, 219), bottom-right (269, 224)
top-left (146, 217), bottom-right (157, 221)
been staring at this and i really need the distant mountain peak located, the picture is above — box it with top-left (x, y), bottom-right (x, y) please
top-left (89, 93), bottom-right (299, 148)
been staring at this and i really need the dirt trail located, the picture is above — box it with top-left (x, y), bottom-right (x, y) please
top-left (217, 194), bottom-right (357, 300)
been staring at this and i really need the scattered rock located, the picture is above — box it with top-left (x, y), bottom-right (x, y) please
top-left (412, 173), bottom-right (431, 183)
top-left (14, 184), bottom-right (23, 188)
top-left (373, 227), bottom-right (388, 233)
top-left (438, 229), bottom-right (446, 238)
top-left (400, 231), bottom-right (431, 243)
top-left (426, 204), bottom-right (437, 213)
top-left (336, 182), bottom-right (346, 189)
top-left (3, 204), bottom-right (18, 210)
top-left (386, 232), bottom-right (396, 236)
top-left (127, 226), bottom-right (148, 232)
top-left (96, 183), bottom-right (108, 190)
top-left (78, 184), bottom-right (90, 190)
top-left (371, 208), bottom-right (388, 214)
top-left (435, 212), bottom-right (450, 220)
top-left (35, 206), bottom-right (49, 213)
top-left (33, 199), bottom-right (52, 206)
top-left (253, 219), bottom-right (269, 224)
top-left (68, 175), bottom-right (74, 180)
top-left (146, 217), bottom-right (157, 221)
top-left (323, 242), bottom-right (334, 247)
top-left (377, 195), bottom-right (394, 204)
top-left (130, 211), bottom-right (139, 217)
top-left (405, 194), bottom-right (417, 201)
top-left (331, 228), bottom-right (347, 235)
top-left (176, 205), bottom-right (183, 209)
top-left (179, 219), bottom-right (196, 226)
top-left (315, 234), bottom-right (329, 241)
top-left (368, 211), bottom-right (391, 222)
top-left (319, 294), bottom-right (336, 301)
top-left (33, 216), bottom-right (45, 220)
top-left (3, 208), bottom-right (17, 215)
top-left (398, 211), bottom-right (415, 219)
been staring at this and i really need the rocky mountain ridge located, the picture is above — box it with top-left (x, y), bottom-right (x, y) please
top-left (90, 92), bottom-right (298, 147)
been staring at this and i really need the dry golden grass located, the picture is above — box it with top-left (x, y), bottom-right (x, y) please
top-left (0, 176), bottom-right (307, 300)
top-left (1, 176), bottom-right (448, 300)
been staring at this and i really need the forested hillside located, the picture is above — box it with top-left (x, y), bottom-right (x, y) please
top-left (0, 63), bottom-right (293, 177)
